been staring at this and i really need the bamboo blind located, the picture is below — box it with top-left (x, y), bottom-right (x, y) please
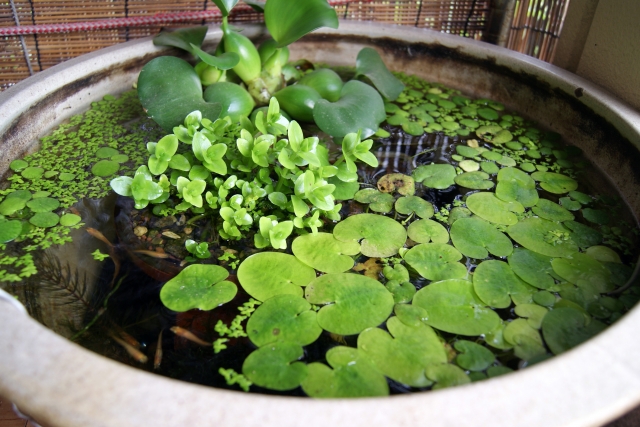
top-left (506, 0), bottom-right (570, 62)
top-left (1, 0), bottom-right (566, 91)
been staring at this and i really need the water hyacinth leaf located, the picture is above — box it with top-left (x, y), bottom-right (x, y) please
top-left (305, 273), bottom-right (394, 335)
top-left (507, 248), bottom-right (555, 290)
top-left (291, 232), bottom-right (360, 273)
top-left (413, 279), bottom-right (500, 335)
top-left (357, 317), bottom-right (447, 387)
top-left (26, 197), bottom-right (60, 213)
top-left (242, 342), bottom-right (307, 391)
top-left (541, 307), bottom-right (606, 354)
top-left (159, 264), bottom-right (237, 311)
top-left (466, 192), bottom-right (523, 225)
top-left (138, 56), bottom-right (221, 131)
top-left (354, 189), bottom-right (394, 213)
top-left (450, 217), bottom-right (513, 259)
top-left (508, 218), bottom-right (578, 257)
top-left (333, 214), bottom-right (406, 258)
top-left (377, 173), bottom-right (415, 196)
top-left (204, 82), bottom-right (255, 121)
top-left (0, 220), bottom-right (22, 243)
top-left (273, 85), bottom-right (321, 122)
top-left (473, 260), bottom-right (534, 308)
top-left (265, 0), bottom-right (338, 47)
top-left (191, 45), bottom-right (239, 70)
top-left (246, 294), bottom-right (322, 347)
top-left (454, 171), bottom-right (494, 190)
top-left (586, 245), bottom-right (621, 264)
top-left (313, 80), bottom-right (386, 138)
top-left (407, 219), bottom-right (449, 244)
top-left (503, 318), bottom-right (546, 361)
top-left (413, 163), bottom-right (456, 189)
top-left (59, 213), bottom-right (82, 227)
top-left (532, 199), bottom-right (574, 222)
top-left (301, 346), bottom-right (389, 398)
top-left (395, 196), bottom-right (434, 219)
top-left (237, 252), bottom-right (316, 301)
top-left (514, 304), bottom-right (548, 329)
top-left (153, 26), bottom-right (207, 53)
top-left (355, 47), bottom-right (405, 101)
top-left (551, 252), bottom-right (614, 293)
top-left (495, 167), bottom-right (538, 207)
top-left (29, 212), bottom-right (59, 228)
top-left (298, 68), bottom-right (343, 102)
top-left (531, 171), bottom-right (578, 194)
top-left (425, 364), bottom-right (471, 390)
top-left (454, 340), bottom-right (495, 371)
top-left (563, 220), bottom-right (602, 249)
top-left (404, 243), bottom-right (468, 282)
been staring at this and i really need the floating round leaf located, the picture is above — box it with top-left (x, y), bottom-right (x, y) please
top-left (404, 243), bottom-right (468, 281)
top-left (412, 279), bottom-right (500, 335)
top-left (585, 245), bottom-right (621, 264)
top-left (456, 145), bottom-right (480, 158)
top-left (159, 264), bottom-right (237, 311)
top-left (454, 340), bottom-right (495, 371)
top-left (0, 197), bottom-right (27, 216)
top-left (508, 218), bottom-right (578, 257)
top-left (385, 280), bottom-right (416, 304)
top-left (333, 214), bottom-right (406, 258)
top-left (96, 147), bottom-right (119, 159)
top-left (91, 160), bottom-right (120, 177)
top-left (459, 160), bottom-right (480, 172)
top-left (450, 217), bottom-right (513, 259)
top-left (495, 167), bottom-right (538, 207)
top-left (551, 252), bottom-right (613, 293)
top-left (477, 108), bottom-right (499, 120)
top-left (21, 167), bottom-right (44, 180)
top-left (425, 364), bottom-right (471, 390)
top-left (242, 342), bottom-right (307, 391)
top-left (354, 189), bottom-right (394, 213)
top-left (533, 290), bottom-right (556, 307)
top-left (238, 252), bottom-right (316, 301)
top-left (29, 212), bottom-right (59, 228)
top-left (413, 163), bottom-right (456, 189)
top-left (582, 208), bottom-right (610, 225)
top-left (246, 294), bottom-right (322, 347)
top-left (531, 171), bottom-right (578, 194)
top-left (26, 197), bottom-right (60, 213)
top-left (357, 316), bottom-right (447, 387)
top-left (466, 192), bottom-right (523, 225)
top-left (59, 213), bottom-right (82, 227)
top-left (514, 303), bottom-right (548, 329)
top-left (328, 177), bottom-right (359, 200)
top-left (301, 346), bottom-right (389, 398)
top-left (559, 197), bottom-right (581, 211)
top-left (59, 172), bottom-right (75, 182)
top-left (292, 232), bottom-right (360, 273)
top-left (407, 219), bottom-right (449, 244)
top-left (395, 196), bottom-right (434, 219)
top-left (532, 199), bottom-right (574, 222)
top-left (473, 260), bottom-right (534, 308)
top-left (503, 318), bottom-right (546, 361)
top-left (0, 220), bottom-right (22, 243)
top-left (541, 307), bottom-right (606, 354)
top-left (454, 171), bottom-right (494, 190)
top-left (305, 273), bottom-right (394, 335)
top-left (9, 159), bottom-right (28, 172)
top-left (563, 220), bottom-right (602, 248)
top-left (507, 248), bottom-right (555, 290)
top-left (377, 173), bottom-right (415, 195)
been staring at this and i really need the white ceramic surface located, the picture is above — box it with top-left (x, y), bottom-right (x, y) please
top-left (1, 22), bottom-right (639, 427)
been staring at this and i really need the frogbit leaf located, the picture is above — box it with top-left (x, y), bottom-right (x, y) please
top-left (403, 243), bottom-right (468, 281)
top-left (292, 232), bottom-right (360, 273)
top-left (265, 0), bottom-right (339, 47)
top-left (333, 214), bottom-right (407, 258)
top-left (450, 217), bottom-right (513, 260)
top-left (159, 264), bottom-right (237, 311)
top-left (242, 342), bottom-right (307, 391)
top-left (355, 47), bottom-right (405, 101)
top-left (473, 260), bottom-right (534, 308)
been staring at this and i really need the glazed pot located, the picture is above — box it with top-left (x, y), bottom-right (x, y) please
top-left (1, 22), bottom-right (640, 427)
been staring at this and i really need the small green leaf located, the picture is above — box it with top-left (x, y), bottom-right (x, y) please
top-left (541, 307), bottom-right (606, 354)
top-left (454, 340), bottom-right (495, 371)
top-left (508, 218), bottom-right (578, 257)
top-left (333, 214), bottom-right (407, 258)
top-left (450, 217), bottom-right (513, 259)
top-left (242, 342), bottom-right (307, 391)
top-left (26, 197), bottom-right (60, 213)
top-left (407, 219), bottom-right (449, 244)
top-left (292, 232), bottom-right (360, 273)
top-left (466, 192), bottom-right (523, 225)
top-left (413, 163), bottom-right (456, 189)
top-left (29, 212), bottom-right (59, 228)
top-left (404, 243), bottom-right (468, 281)
top-left (159, 264), bottom-right (237, 311)
top-left (0, 220), bottom-right (22, 243)
top-left (473, 260), bottom-right (534, 308)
